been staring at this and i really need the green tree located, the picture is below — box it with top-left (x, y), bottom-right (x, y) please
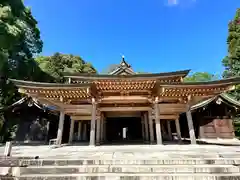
top-left (35, 53), bottom-right (97, 82)
top-left (0, 0), bottom-right (43, 78)
top-left (0, 0), bottom-right (44, 107)
top-left (184, 72), bottom-right (218, 82)
top-left (136, 71), bottom-right (149, 74)
top-left (222, 8), bottom-right (240, 100)
top-left (0, 0), bottom-right (44, 141)
top-left (101, 64), bottom-right (119, 74)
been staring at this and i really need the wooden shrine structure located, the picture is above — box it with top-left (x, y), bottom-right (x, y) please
top-left (0, 97), bottom-right (59, 143)
top-left (10, 57), bottom-right (240, 146)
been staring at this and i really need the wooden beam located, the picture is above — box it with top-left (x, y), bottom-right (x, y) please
top-left (89, 85), bottom-right (97, 98)
top-left (157, 97), bottom-right (180, 103)
top-left (159, 114), bottom-right (179, 120)
top-left (71, 116), bottom-right (91, 120)
top-left (188, 96), bottom-right (214, 107)
top-left (158, 87), bottom-right (165, 94)
top-left (64, 108), bottom-right (91, 114)
top-left (37, 98), bottom-right (62, 110)
top-left (158, 104), bottom-right (186, 109)
top-left (63, 104), bottom-right (92, 110)
top-left (99, 106), bottom-right (152, 112)
top-left (106, 112), bottom-right (141, 118)
top-left (158, 104), bottom-right (186, 113)
top-left (101, 96), bottom-right (150, 103)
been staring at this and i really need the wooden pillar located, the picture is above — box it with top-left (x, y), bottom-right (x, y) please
top-left (141, 119), bottom-right (145, 140)
top-left (103, 121), bottom-right (107, 141)
top-left (100, 115), bottom-right (104, 143)
top-left (228, 119), bottom-right (235, 138)
top-left (57, 110), bottom-right (65, 145)
top-left (77, 121), bottom-right (82, 141)
top-left (148, 111), bottom-right (154, 144)
top-left (45, 121), bottom-right (50, 142)
top-left (213, 119), bottom-right (221, 138)
top-left (167, 120), bottom-right (172, 140)
top-left (186, 107), bottom-right (196, 144)
top-left (199, 125), bottom-right (205, 139)
top-left (68, 119), bottom-right (74, 143)
top-left (82, 123), bottom-right (87, 141)
top-left (4, 142), bottom-right (12, 156)
top-left (96, 117), bottom-right (101, 145)
top-left (215, 119), bottom-right (223, 138)
top-left (175, 119), bottom-right (182, 141)
top-left (154, 97), bottom-right (162, 145)
top-left (90, 98), bottom-right (97, 146)
top-left (144, 113), bottom-right (149, 142)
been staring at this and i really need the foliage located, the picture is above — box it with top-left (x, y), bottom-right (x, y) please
top-left (0, 0), bottom-right (45, 141)
top-left (0, 1), bottom-right (97, 142)
top-left (222, 8), bottom-right (240, 100)
top-left (234, 117), bottom-right (240, 138)
top-left (136, 71), bottom-right (149, 74)
top-left (35, 53), bottom-right (97, 83)
top-left (0, 0), bottom-right (44, 107)
top-left (184, 72), bottom-right (218, 82)
top-left (101, 64), bottom-right (119, 74)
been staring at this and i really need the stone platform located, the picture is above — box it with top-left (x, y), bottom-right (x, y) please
top-left (1, 144), bottom-right (240, 158)
top-left (2, 144), bottom-right (240, 179)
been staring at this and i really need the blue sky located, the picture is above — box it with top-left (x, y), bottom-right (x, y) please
top-left (24, 0), bottom-right (240, 75)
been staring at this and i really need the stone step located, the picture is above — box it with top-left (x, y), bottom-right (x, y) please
top-left (14, 159), bottom-right (240, 166)
top-left (19, 164), bottom-right (240, 175)
top-left (8, 147), bottom-right (240, 151)
top-left (11, 151), bottom-right (240, 154)
top-left (13, 153), bottom-right (240, 156)
top-left (17, 173), bottom-right (240, 180)
top-left (10, 153), bottom-right (240, 160)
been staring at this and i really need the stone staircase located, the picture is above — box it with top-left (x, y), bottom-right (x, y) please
top-left (7, 157), bottom-right (240, 180)
top-left (2, 145), bottom-right (240, 179)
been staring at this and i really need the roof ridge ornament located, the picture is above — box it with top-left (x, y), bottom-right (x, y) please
top-left (120, 55), bottom-right (130, 68)
top-left (109, 55), bottom-right (135, 75)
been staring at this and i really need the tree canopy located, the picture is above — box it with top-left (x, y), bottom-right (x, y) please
top-left (35, 53), bottom-right (97, 83)
top-left (101, 64), bottom-right (119, 74)
top-left (0, 0), bottom-right (47, 141)
top-left (0, 0), bottom-right (44, 108)
top-left (184, 72), bottom-right (218, 82)
top-left (222, 8), bottom-right (240, 100)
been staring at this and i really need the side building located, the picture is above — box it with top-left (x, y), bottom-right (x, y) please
top-left (0, 97), bottom-right (60, 143)
top-left (182, 93), bottom-right (240, 140)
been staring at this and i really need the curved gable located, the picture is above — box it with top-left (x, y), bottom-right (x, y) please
top-left (109, 56), bottom-right (135, 75)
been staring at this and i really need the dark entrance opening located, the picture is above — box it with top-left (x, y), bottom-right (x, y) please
top-left (106, 117), bottom-right (142, 144)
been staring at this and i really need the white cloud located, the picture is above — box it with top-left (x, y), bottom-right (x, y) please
top-left (166, 0), bottom-right (196, 7)
top-left (167, 0), bottom-right (179, 6)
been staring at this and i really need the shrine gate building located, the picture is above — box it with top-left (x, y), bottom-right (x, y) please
top-left (11, 57), bottom-right (240, 146)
